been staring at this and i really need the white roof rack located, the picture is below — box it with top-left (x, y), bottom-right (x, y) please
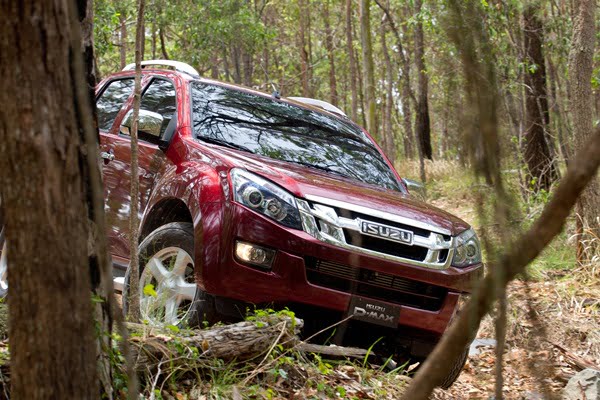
top-left (122, 60), bottom-right (199, 77)
top-left (287, 97), bottom-right (347, 117)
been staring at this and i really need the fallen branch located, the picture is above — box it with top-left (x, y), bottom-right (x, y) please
top-left (547, 340), bottom-right (600, 371)
top-left (297, 343), bottom-right (369, 358)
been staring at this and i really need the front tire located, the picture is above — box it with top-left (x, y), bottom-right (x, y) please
top-left (123, 222), bottom-right (218, 327)
top-left (439, 346), bottom-right (469, 389)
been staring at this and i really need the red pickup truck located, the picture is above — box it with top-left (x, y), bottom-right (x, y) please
top-left (0, 60), bottom-right (483, 387)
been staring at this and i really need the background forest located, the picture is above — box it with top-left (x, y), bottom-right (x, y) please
top-left (94, 0), bottom-right (585, 176)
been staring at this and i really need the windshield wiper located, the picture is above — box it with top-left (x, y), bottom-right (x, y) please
top-left (196, 136), bottom-right (252, 153)
top-left (286, 160), bottom-right (349, 178)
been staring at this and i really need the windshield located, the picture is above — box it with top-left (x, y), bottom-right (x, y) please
top-left (190, 82), bottom-right (402, 191)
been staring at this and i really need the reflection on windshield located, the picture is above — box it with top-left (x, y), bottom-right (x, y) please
top-left (190, 82), bottom-right (402, 191)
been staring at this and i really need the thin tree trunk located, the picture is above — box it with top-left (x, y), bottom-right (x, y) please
top-left (298, 0), bottom-right (311, 96)
top-left (159, 28), bottom-right (169, 60)
top-left (323, 0), bottom-right (338, 106)
top-left (381, 19), bottom-right (396, 162)
top-left (547, 56), bottom-right (571, 164)
top-left (359, 0), bottom-right (379, 140)
top-left (127, 0), bottom-right (146, 323)
top-left (373, 0), bottom-right (416, 159)
top-left (414, 0), bottom-right (433, 162)
top-left (120, 12), bottom-right (127, 68)
top-left (522, 5), bottom-right (557, 192)
top-left (151, 22), bottom-right (156, 59)
top-left (242, 49), bottom-right (253, 87)
top-left (0, 1), bottom-right (100, 397)
top-left (231, 45), bottom-right (242, 84)
top-left (568, 0), bottom-right (599, 260)
top-left (346, 0), bottom-right (358, 121)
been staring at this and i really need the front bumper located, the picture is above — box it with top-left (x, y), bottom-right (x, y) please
top-left (198, 202), bottom-right (483, 335)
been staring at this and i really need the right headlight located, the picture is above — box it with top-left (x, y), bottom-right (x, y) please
top-left (230, 168), bottom-right (302, 230)
top-left (452, 228), bottom-right (482, 267)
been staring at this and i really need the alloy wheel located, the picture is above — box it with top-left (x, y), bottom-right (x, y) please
top-left (139, 246), bottom-right (197, 326)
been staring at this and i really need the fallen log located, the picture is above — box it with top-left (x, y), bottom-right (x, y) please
top-left (127, 315), bottom-right (303, 369)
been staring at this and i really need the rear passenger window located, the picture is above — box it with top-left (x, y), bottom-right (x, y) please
top-left (140, 79), bottom-right (177, 136)
top-left (96, 79), bottom-right (134, 131)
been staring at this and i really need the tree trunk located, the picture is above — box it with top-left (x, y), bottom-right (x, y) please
top-left (346, 0), bottom-right (359, 121)
top-left (522, 5), bottom-right (557, 192)
top-left (298, 0), bottom-right (311, 97)
top-left (120, 12), bottom-right (127, 69)
top-left (127, 0), bottom-right (146, 323)
top-left (0, 1), bottom-right (100, 398)
top-left (359, 0), bottom-right (379, 140)
top-left (414, 0), bottom-right (433, 162)
top-left (381, 19), bottom-right (396, 162)
top-left (323, 0), bottom-right (338, 106)
top-left (242, 49), bottom-right (253, 87)
top-left (568, 0), bottom-right (599, 260)
top-left (159, 28), bottom-right (170, 60)
top-left (374, 0), bottom-right (416, 159)
top-left (77, 0), bottom-right (116, 397)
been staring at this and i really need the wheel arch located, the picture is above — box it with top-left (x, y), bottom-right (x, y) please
top-left (140, 197), bottom-right (194, 242)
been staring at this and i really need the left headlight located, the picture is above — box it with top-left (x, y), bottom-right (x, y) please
top-left (230, 168), bottom-right (302, 230)
top-left (452, 228), bottom-right (482, 267)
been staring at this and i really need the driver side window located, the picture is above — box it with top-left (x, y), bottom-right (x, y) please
top-left (139, 78), bottom-right (177, 137)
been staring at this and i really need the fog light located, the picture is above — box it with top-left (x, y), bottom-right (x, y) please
top-left (235, 241), bottom-right (275, 269)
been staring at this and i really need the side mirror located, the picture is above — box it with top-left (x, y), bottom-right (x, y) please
top-left (120, 109), bottom-right (164, 138)
top-left (402, 178), bottom-right (426, 200)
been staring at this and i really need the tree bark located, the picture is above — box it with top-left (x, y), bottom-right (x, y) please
top-left (374, 0), bottom-right (416, 159)
top-left (298, 0), bottom-right (311, 97)
top-left (120, 11), bottom-right (127, 69)
top-left (159, 28), bottom-right (170, 60)
top-left (346, 0), bottom-right (359, 122)
top-left (414, 0), bottom-right (432, 162)
top-left (522, 5), bottom-right (557, 192)
top-left (359, 0), bottom-right (379, 140)
top-left (381, 19), bottom-right (396, 162)
top-left (128, 0), bottom-right (146, 323)
top-left (323, 0), bottom-right (338, 107)
top-left (129, 315), bottom-right (303, 367)
top-left (0, 1), bottom-right (100, 398)
top-left (568, 0), bottom-right (599, 260)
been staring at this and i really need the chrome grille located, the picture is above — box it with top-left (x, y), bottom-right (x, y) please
top-left (297, 195), bottom-right (455, 270)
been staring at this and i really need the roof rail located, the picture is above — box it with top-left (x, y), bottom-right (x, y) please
top-left (287, 97), bottom-right (347, 117)
top-left (122, 60), bottom-right (200, 77)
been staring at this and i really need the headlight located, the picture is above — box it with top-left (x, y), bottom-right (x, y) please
top-left (452, 228), bottom-right (482, 267)
top-left (230, 168), bottom-right (302, 229)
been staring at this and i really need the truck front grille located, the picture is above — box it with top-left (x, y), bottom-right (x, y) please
top-left (297, 196), bottom-right (455, 270)
top-left (305, 258), bottom-right (447, 311)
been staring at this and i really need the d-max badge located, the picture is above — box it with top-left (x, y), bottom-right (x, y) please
top-left (347, 297), bottom-right (401, 328)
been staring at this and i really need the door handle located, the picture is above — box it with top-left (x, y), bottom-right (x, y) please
top-left (100, 151), bottom-right (115, 162)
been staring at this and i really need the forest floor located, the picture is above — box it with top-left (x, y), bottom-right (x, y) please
top-left (0, 161), bottom-right (598, 399)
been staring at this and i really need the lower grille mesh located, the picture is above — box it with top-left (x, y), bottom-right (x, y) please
top-left (306, 259), bottom-right (447, 311)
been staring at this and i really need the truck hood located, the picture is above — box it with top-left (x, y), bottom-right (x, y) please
top-left (202, 146), bottom-right (470, 236)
